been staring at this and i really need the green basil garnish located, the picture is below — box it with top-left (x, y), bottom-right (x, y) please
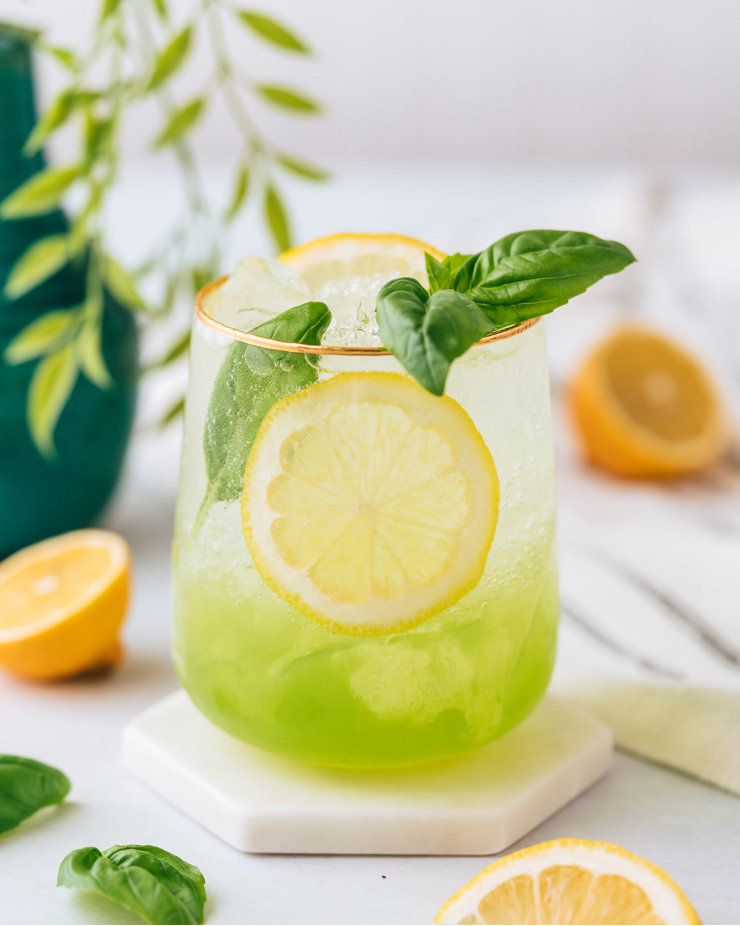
top-left (58, 844), bottom-right (207, 925)
top-left (374, 278), bottom-right (493, 396)
top-left (194, 300), bottom-right (331, 533)
top-left (0, 755), bottom-right (70, 835)
top-left (378, 229), bottom-right (636, 394)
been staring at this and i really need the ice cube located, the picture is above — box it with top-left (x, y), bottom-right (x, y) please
top-left (316, 271), bottom-right (399, 347)
top-left (206, 258), bottom-right (310, 332)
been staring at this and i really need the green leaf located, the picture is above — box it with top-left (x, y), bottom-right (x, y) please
top-left (150, 0), bottom-right (168, 20)
top-left (153, 97), bottom-right (205, 149)
top-left (158, 395), bottom-right (184, 427)
top-left (225, 164), bottom-right (250, 221)
top-left (24, 89), bottom-right (79, 156)
top-left (102, 255), bottom-right (146, 311)
top-left (99, 0), bottom-right (122, 23)
top-left (40, 44), bottom-right (80, 72)
top-left (27, 344), bottom-right (79, 457)
top-left (376, 278), bottom-right (493, 396)
top-left (4, 235), bottom-right (71, 300)
top-left (0, 165), bottom-right (80, 219)
top-left (194, 301), bottom-right (331, 534)
top-left (77, 319), bottom-right (112, 389)
top-left (263, 184), bottom-right (291, 252)
top-left (452, 230), bottom-right (637, 327)
top-left (236, 11), bottom-right (310, 54)
top-left (145, 27), bottom-right (193, 92)
top-left (442, 252), bottom-right (472, 278)
top-left (0, 755), bottom-right (70, 835)
top-left (424, 252), bottom-right (452, 294)
top-left (276, 154), bottom-right (328, 182)
top-left (83, 114), bottom-right (113, 168)
top-left (157, 330), bottom-right (191, 367)
top-left (58, 844), bottom-right (206, 925)
top-left (255, 84), bottom-right (320, 114)
top-left (4, 309), bottom-right (77, 365)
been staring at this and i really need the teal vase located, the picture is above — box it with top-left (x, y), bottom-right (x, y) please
top-left (0, 24), bottom-right (138, 558)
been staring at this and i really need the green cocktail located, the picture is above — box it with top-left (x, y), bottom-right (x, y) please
top-left (173, 232), bottom-right (632, 767)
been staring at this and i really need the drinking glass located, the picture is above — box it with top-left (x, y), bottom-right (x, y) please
top-left (172, 279), bottom-right (558, 768)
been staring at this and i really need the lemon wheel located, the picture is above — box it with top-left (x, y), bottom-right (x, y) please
top-left (435, 839), bottom-right (701, 925)
top-left (279, 232), bottom-right (445, 291)
top-left (242, 372), bottom-right (498, 636)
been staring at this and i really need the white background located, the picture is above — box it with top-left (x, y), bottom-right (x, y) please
top-left (1, 0), bottom-right (740, 163)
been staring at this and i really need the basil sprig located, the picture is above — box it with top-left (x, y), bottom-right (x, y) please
top-left (58, 844), bottom-right (207, 925)
top-left (0, 755), bottom-right (70, 835)
top-left (377, 229), bottom-right (636, 395)
top-left (194, 300), bottom-right (331, 534)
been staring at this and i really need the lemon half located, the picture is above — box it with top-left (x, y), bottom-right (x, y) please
top-left (242, 372), bottom-right (498, 636)
top-left (435, 839), bottom-right (701, 925)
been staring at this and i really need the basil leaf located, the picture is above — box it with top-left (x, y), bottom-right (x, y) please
top-left (58, 844), bottom-right (206, 925)
top-left (424, 252), bottom-right (452, 294)
top-left (0, 755), bottom-right (70, 835)
top-left (452, 230), bottom-right (636, 326)
top-left (194, 301), bottom-right (331, 533)
top-left (376, 278), bottom-right (493, 395)
top-left (442, 252), bottom-right (473, 277)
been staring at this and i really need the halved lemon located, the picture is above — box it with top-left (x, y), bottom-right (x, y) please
top-left (242, 372), bottom-right (498, 636)
top-left (0, 530), bottom-right (131, 681)
top-left (279, 232), bottom-right (445, 291)
top-left (571, 326), bottom-right (729, 478)
top-left (435, 839), bottom-right (701, 925)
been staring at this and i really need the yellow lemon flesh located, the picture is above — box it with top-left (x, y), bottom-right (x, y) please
top-left (435, 839), bottom-right (701, 925)
top-left (279, 231), bottom-right (445, 291)
top-left (242, 372), bottom-right (498, 636)
top-left (571, 326), bottom-right (728, 478)
top-left (0, 529), bottom-right (131, 680)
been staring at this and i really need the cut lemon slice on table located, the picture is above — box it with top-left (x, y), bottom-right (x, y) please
top-left (0, 530), bottom-right (131, 681)
top-left (242, 372), bottom-right (498, 636)
top-left (435, 839), bottom-right (701, 925)
top-left (279, 232), bottom-right (445, 291)
top-left (571, 326), bottom-right (728, 478)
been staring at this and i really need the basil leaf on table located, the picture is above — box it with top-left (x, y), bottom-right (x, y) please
top-left (376, 278), bottom-right (494, 396)
top-left (0, 755), bottom-right (70, 835)
top-left (451, 229), bottom-right (636, 325)
top-left (58, 844), bottom-right (206, 925)
top-left (194, 300), bottom-right (331, 534)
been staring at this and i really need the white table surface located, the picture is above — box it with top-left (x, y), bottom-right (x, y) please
top-left (3, 164), bottom-right (740, 925)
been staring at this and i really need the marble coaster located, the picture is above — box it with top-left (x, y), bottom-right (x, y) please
top-left (122, 691), bottom-right (612, 856)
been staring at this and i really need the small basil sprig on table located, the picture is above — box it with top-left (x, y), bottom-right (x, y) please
top-left (0, 755), bottom-right (70, 835)
top-left (377, 229), bottom-right (636, 395)
top-left (194, 300), bottom-right (331, 534)
top-left (58, 844), bottom-right (207, 926)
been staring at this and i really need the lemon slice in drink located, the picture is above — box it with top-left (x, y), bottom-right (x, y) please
top-left (435, 839), bottom-right (701, 925)
top-left (242, 372), bottom-right (498, 636)
top-left (280, 232), bottom-right (445, 291)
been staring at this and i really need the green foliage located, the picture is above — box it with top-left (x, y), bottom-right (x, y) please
top-left (377, 230), bottom-right (636, 395)
top-left (256, 84), bottom-right (321, 113)
top-left (1, 0), bottom-right (325, 443)
top-left (4, 235), bottom-right (71, 299)
top-left (0, 755), bottom-right (70, 835)
top-left (58, 844), bottom-right (206, 925)
top-left (236, 10), bottom-right (310, 54)
top-left (264, 184), bottom-right (291, 252)
top-left (0, 165), bottom-right (80, 218)
top-left (28, 344), bottom-right (80, 458)
top-left (195, 302), bottom-right (331, 533)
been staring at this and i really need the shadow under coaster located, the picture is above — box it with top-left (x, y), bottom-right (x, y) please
top-left (122, 691), bottom-right (612, 856)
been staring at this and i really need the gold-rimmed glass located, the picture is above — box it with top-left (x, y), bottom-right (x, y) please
top-left (172, 281), bottom-right (559, 768)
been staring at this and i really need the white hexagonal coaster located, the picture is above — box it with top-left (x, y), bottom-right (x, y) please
top-left (122, 691), bottom-right (612, 856)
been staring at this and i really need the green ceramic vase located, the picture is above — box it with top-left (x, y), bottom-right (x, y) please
top-left (0, 24), bottom-right (138, 559)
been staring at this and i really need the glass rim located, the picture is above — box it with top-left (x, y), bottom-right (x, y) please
top-left (195, 277), bottom-right (541, 356)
